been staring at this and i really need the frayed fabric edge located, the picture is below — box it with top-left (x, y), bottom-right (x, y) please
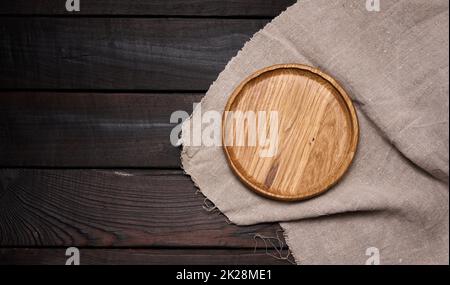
top-left (279, 223), bottom-right (302, 265)
top-left (253, 230), bottom-right (296, 265)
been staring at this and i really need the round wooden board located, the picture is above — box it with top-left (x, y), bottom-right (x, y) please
top-left (222, 64), bottom-right (359, 201)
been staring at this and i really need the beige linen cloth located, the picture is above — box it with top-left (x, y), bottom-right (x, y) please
top-left (181, 0), bottom-right (449, 264)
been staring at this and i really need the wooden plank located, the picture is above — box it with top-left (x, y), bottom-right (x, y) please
top-left (0, 92), bottom-right (200, 167)
top-left (0, 0), bottom-right (295, 17)
top-left (0, 248), bottom-right (292, 265)
top-left (0, 169), bottom-right (286, 248)
top-left (0, 18), bottom-right (267, 90)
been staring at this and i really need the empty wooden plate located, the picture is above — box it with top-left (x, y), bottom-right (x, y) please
top-left (222, 64), bottom-right (359, 201)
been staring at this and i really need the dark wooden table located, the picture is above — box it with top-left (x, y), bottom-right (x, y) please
top-left (0, 0), bottom-right (296, 265)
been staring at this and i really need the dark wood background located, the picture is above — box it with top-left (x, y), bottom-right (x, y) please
top-left (0, 0), bottom-right (296, 265)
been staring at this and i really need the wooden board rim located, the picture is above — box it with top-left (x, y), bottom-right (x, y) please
top-left (222, 64), bottom-right (359, 202)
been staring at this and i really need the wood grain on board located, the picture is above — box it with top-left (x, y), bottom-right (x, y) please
top-left (0, 248), bottom-right (292, 265)
top-left (0, 0), bottom-right (295, 16)
top-left (223, 64), bottom-right (359, 201)
top-left (0, 169), bottom-right (285, 248)
top-left (0, 2), bottom-right (295, 265)
top-left (0, 92), bottom-right (201, 168)
top-left (0, 18), bottom-right (267, 90)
